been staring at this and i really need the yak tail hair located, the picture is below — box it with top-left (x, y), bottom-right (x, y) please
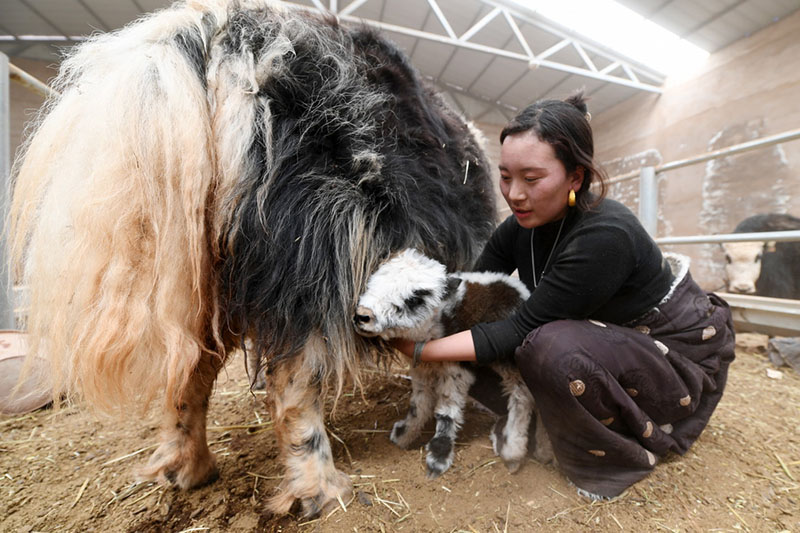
top-left (8, 1), bottom-right (229, 412)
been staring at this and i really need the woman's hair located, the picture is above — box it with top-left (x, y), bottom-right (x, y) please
top-left (499, 91), bottom-right (607, 211)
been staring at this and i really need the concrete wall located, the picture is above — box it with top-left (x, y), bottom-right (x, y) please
top-left (591, 9), bottom-right (800, 290)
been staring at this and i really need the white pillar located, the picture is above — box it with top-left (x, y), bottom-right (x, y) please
top-left (638, 166), bottom-right (658, 237)
top-left (0, 52), bottom-right (14, 328)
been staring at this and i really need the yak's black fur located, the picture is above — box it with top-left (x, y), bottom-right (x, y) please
top-left (9, 1), bottom-right (497, 513)
top-left (217, 11), bottom-right (495, 363)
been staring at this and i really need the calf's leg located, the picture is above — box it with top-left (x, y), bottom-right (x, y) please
top-left (390, 366), bottom-right (436, 448)
top-left (491, 368), bottom-right (535, 473)
top-left (425, 363), bottom-right (475, 478)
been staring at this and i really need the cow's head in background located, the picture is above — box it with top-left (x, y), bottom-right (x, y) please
top-left (722, 241), bottom-right (776, 294)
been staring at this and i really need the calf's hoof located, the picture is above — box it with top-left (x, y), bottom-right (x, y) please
top-left (390, 420), bottom-right (415, 448)
top-left (500, 445), bottom-right (527, 473)
top-left (425, 435), bottom-right (454, 478)
top-left (532, 434), bottom-right (556, 465)
top-left (503, 459), bottom-right (522, 474)
top-left (489, 415), bottom-right (507, 456)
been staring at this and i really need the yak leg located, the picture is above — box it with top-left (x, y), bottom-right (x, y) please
top-left (425, 363), bottom-right (475, 478)
top-left (390, 367), bottom-right (436, 449)
top-left (491, 367), bottom-right (534, 473)
top-left (139, 352), bottom-right (222, 489)
top-left (266, 354), bottom-right (351, 518)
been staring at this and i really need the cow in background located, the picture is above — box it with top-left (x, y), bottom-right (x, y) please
top-left (722, 214), bottom-right (800, 298)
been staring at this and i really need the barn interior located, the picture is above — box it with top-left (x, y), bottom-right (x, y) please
top-left (3, 0), bottom-right (799, 332)
top-left (1, 1), bottom-right (800, 532)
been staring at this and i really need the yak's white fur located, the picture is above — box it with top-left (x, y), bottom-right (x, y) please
top-left (8, 0), bottom-right (497, 517)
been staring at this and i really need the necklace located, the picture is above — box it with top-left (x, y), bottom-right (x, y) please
top-left (530, 216), bottom-right (566, 288)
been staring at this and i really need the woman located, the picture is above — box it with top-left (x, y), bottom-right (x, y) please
top-left (395, 92), bottom-right (735, 499)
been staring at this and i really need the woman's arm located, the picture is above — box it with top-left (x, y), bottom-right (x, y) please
top-left (392, 330), bottom-right (477, 363)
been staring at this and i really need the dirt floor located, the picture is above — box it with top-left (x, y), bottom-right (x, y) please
top-left (1, 332), bottom-right (799, 533)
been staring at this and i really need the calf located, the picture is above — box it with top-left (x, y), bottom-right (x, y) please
top-left (354, 249), bottom-right (552, 477)
top-left (723, 214), bottom-right (800, 298)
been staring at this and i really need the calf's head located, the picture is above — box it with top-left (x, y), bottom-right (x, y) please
top-left (354, 249), bottom-right (460, 341)
top-left (722, 241), bottom-right (774, 294)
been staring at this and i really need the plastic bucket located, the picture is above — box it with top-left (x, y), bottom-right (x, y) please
top-left (0, 330), bottom-right (52, 415)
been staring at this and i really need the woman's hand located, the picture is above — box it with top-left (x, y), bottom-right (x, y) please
top-left (390, 338), bottom-right (415, 359)
top-left (389, 332), bottom-right (477, 364)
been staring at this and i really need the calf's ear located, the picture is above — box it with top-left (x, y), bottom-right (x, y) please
top-left (444, 277), bottom-right (462, 299)
top-left (765, 241), bottom-right (777, 253)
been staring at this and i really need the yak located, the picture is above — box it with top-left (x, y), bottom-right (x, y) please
top-left (8, 0), bottom-right (496, 517)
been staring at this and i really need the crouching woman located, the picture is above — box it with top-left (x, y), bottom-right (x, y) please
top-left (393, 92), bottom-right (735, 499)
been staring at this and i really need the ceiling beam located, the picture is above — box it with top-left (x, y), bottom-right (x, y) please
top-left (409, 3), bottom-right (432, 59)
top-left (483, 0), bottom-right (664, 83)
top-left (435, 8), bottom-right (488, 80)
top-left (680, 0), bottom-right (747, 40)
top-left (76, 0), bottom-right (111, 32)
top-left (17, 0), bottom-right (71, 39)
top-left (459, 7), bottom-right (501, 42)
top-left (426, 0), bottom-right (458, 40)
top-left (467, 29), bottom-right (517, 93)
top-left (338, 0), bottom-right (369, 17)
top-left (502, 8), bottom-right (533, 59)
top-left (283, 0), bottom-right (664, 94)
top-left (431, 75), bottom-right (519, 117)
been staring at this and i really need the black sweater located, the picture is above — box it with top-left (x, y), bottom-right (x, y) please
top-left (471, 198), bottom-right (674, 365)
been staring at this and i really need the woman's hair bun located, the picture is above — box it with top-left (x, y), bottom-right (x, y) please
top-left (564, 91), bottom-right (588, 115)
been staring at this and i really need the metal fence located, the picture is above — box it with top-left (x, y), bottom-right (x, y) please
top-left (608, 128), bottom-right (800, 336)
top-left (1, 53), bottom-right (13, 329)
top-left (1, 54), bottom-right (56, 329)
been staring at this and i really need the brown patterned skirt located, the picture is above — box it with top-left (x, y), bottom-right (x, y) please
top-left (511, 268), bottom-right (735, 498)
top-left (469, 264), bottom-right (736, 498)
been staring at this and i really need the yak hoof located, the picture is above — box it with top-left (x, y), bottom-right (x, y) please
top-left (138, 441), bottom-right (219, 490)
top-left (267, 469), bottom-right (352, 518)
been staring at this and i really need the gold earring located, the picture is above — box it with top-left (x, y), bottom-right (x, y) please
top-left (568, 189), bottom-right (576, 207)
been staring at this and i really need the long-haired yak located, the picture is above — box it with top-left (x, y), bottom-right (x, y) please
top-left (8, 0), bottom-right (496, 517)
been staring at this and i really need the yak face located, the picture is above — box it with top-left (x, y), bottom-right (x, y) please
top-left (354, 249), bottom-right (459, 341)
top-left (722, 241), bottom-right (772, 294)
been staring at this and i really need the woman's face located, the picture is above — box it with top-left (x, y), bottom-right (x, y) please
top-left (499, 131), bottom-right (584, 229)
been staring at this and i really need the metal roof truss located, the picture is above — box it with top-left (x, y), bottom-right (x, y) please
top-left (287, 0), bottom-right (666, 98)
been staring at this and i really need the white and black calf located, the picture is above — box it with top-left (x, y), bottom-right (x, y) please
top-left (354, 249), bottom-right (553, 477)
